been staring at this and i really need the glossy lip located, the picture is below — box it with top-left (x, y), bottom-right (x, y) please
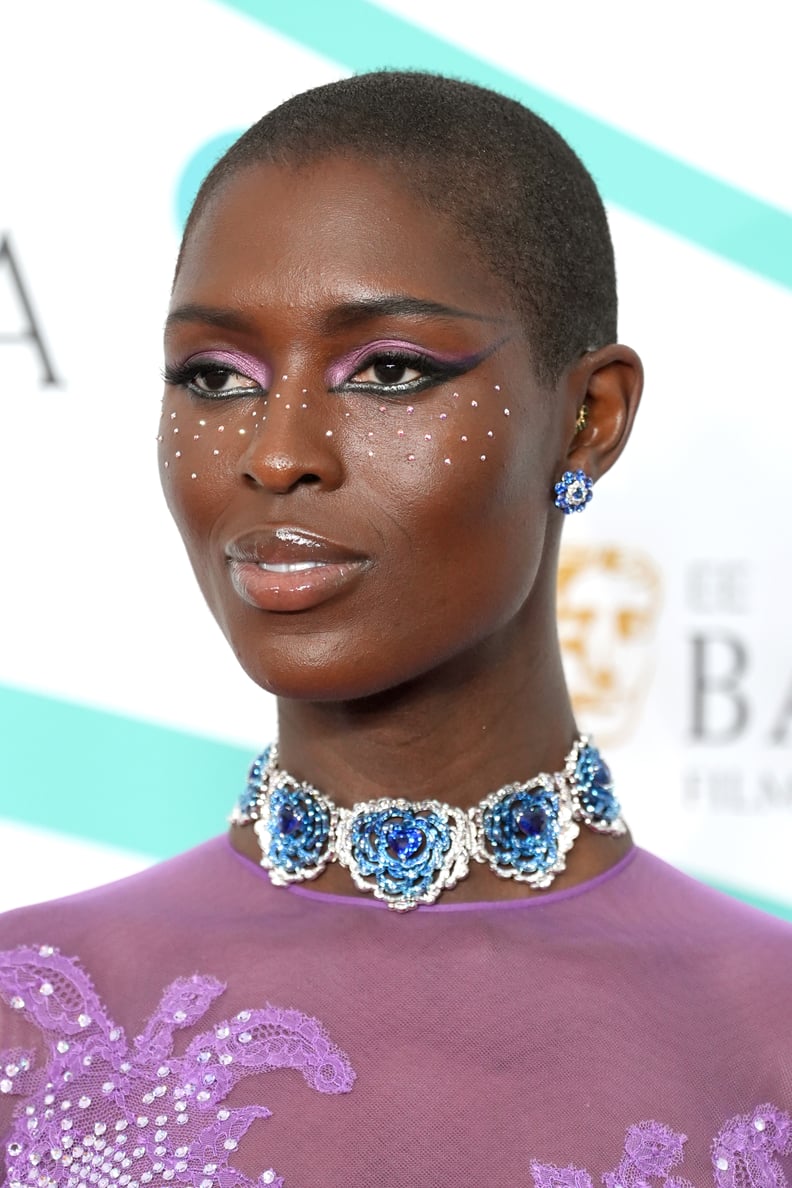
top-left (225, 526), bottom-right (370, 613)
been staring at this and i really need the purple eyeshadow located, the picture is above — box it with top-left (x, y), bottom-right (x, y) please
top-left (184, 349), bottom-right (271, 390)
top-left (325, 339), bottom-right (486, 388)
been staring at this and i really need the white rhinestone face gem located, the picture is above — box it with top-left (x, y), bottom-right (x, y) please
top-left (77, 1013), bottom-right (91, 1028)
top-left (0, 1079), bottom-right (12, 1093)
top-left (10, 996), bottom-right (24, 1009)
top-left (173, 1010), bottom-right (187, 1023)
top-left (57, 1041), bottom-right (70, 1054)
top-left (39, 982), bottom-right (54, 996)
top-left (717, 1157), bottom-right (729, 1171)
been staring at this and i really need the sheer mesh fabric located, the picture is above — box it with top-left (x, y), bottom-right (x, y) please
top-left (1, 839), bottom-right (790, 1187)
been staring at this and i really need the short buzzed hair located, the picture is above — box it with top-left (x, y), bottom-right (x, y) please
top-left (181, 71), bottom-right (617, 384)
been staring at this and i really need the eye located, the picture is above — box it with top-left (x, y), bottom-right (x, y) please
top-left (352, 355), bottom-right (424, 388)
top-left (163, 361), bottom-right (264, 400)
top-left (335, 350), bottom-right (458, 397)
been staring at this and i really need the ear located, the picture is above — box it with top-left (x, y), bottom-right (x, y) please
top-left (560, 345), bottom-right (643, 480)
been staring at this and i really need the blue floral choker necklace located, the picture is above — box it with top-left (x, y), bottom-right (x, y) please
top-left (232, 737), bottom-right (625, 912)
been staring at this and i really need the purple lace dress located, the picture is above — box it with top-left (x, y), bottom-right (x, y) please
top-left (0, 840), bottom-right (790, 1187)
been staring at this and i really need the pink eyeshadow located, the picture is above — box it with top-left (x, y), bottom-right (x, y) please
top-left (184, 349), bottom-right (271, 390)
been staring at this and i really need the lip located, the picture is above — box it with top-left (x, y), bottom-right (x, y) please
top-left (225, 527), bottom-right (370, 613)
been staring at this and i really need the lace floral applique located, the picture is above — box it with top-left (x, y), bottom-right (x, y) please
top-left (532, 1110), bottom-right (792, 1188)
top-left (0, 945), bottom-right (355, 1187)
top-left (712, 1104), bottom-right (792, 1188)
top-left (531, 1121), bottom-right (691, 1188)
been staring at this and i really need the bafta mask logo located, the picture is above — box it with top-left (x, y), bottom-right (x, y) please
top-left (558, 545), bottom-right (662, 747)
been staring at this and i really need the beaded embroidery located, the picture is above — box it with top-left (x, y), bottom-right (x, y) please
top-left (0, 946), bottom-right (355, 1187)
top-left (1, 947), bottom-right (789, 1186)
top-left (530, 1106), bottom-right (792, 1187)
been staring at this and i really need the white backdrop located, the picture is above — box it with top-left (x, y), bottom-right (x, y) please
top-left (1, 0), bottom-right (790, 915)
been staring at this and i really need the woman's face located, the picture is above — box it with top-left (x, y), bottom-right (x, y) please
top-left (161, 157), bottom-right (569, 700)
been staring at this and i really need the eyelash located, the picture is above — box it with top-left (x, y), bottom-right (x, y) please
top-left (162, 350), bottom-right (471, 401)
top-left (162, 361), bottom-right (265, 400)
top-left (332, 351), bottom-right (470, 397)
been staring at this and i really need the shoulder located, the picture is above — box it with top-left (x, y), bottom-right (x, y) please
top-left (625, 848), bottom-right (792, 1004)
top-left (0, 835), bottom-right (238, 958)
top-left (629, 847), bottom-right (792, 942)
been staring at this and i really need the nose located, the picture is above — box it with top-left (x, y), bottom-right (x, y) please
top-left (238, 397), bottom-right (344, 494)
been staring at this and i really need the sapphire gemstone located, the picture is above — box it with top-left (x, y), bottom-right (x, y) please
top-left (278, 805), bottom-right (302, 836)
top-left (386, 823), bottom-right (423, 859)
top-left (516, 808), bottom-right (546, 837)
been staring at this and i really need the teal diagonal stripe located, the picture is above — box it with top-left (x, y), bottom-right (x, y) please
top-left (0, 684), bottom-right (249, 859)
top-left (213, 0), bottom-right (792, 291)
top-left (2, 683), bottom-right (792, 922)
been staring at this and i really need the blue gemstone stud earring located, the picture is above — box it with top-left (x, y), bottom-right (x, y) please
top-left (553, 469), bottom-right (594, 514)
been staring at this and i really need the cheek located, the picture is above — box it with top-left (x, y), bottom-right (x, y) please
top-left (157, 391), bottom-right (257, 541)
top-left (348, 385), bottom-right (518, 476)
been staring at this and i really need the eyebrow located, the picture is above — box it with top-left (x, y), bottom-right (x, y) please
top-left (165, 304), bottom-right (254, 334)
top-left (165, 295), bottom-right (507, 335)
top-left (324, 295), bottom-right (506, 328)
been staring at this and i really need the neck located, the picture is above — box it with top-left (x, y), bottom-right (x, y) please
top-left (229, 609), bottom-right (633, 904)
top-left (276, 630), bottom-right (576, 812)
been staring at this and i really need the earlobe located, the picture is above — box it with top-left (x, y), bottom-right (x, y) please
top-left (562, 345), bottom-right (644, 481)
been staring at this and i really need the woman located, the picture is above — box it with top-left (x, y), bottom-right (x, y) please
top-left (1, 72), bottom-right (790, 1188)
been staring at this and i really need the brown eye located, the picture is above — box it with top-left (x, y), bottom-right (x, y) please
top-left (355, 356), bottom-right (422, 387)
top-left (201, 368), bottom-right (235, 391)
top-left (191, 368), bottom-right (260, 396)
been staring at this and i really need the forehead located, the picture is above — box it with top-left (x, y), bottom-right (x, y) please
top-left (174, 158), bottom-right (520, 327)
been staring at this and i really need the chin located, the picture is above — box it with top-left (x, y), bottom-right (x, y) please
top-left (227, 630), bottom-right (391, 702)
